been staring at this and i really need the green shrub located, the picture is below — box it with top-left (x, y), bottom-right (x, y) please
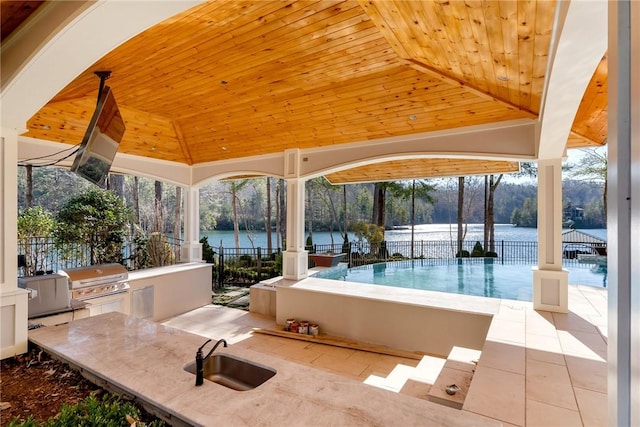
top-left (7, 393), bottom-right (165, 427)
top-left (485, 251), bottom-right (498, 258)
top-left (471, 241), bottom-right (485, 257)
top-left (456, 250), bottom-right (470, 258)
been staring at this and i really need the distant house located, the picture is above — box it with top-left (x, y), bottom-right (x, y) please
top-left (561, 229), bottom-right (607, 259)
top-left (563, 205), bottom-right (585, 228)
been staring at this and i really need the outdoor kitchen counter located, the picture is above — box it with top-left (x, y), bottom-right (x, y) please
top-left (29, 312), bottom-right (500, 427)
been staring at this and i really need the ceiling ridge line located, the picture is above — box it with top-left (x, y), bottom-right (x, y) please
top-left (400, 58), bottom-right (537, 119)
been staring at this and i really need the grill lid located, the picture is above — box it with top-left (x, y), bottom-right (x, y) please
top-left (59, 263), bottom-right (128, 289)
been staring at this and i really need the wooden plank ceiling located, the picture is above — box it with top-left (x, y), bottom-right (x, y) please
top-left (0, 0), bottom-right (43, 41)
top-left (15, 0), bottom-right (607, 182)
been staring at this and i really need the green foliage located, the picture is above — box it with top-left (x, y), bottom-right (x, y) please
top-left (54, 189), bottom-right (132, 264)
top-left (510, 197), bottom-right (538, 227)
top-left (471, 241), bottom-right (485, 257)
top-left (18, 207), bottom-right (57, 275)
top-left (132, 231), bottom-right (151, 269)
top-left (200, 236), bottom-right (216, 263)
top-left (7, 393), bottom-right (164, 427)
top-left (18, 206), bottom-right (55, 238)
top-left (273, 252), bottom-right (283, 276)
top-left (485, 251), bottom-right (498, 257)
top-left (456, 250), bottom-right (470, 258)
top-left (352, 222), bottom-right (384, 245)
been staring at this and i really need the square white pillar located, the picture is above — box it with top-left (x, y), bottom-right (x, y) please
top-left (282, 151), bottom-right (308, 280)
top-left (534, 158), bottom-right (568, 313)
top-left (180, 186), bottom-right (203, 262)
top-left (532, 267), bottom-right (568, 314)
top-left (1, 129), bottom-right (29, 358)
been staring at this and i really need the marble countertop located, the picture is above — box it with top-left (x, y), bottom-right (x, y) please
top-left (126, 262), bottom-right (211, 281)
top-left (29, 312), bottom-right (499, 427)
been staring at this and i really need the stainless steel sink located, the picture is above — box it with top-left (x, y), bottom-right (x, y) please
top-left (183, 353), bottom-right (276, 391)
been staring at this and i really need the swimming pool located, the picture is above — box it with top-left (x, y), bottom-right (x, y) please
top-left (315, 259), bottom-right (607, 302)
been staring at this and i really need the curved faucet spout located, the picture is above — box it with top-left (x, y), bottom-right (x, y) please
top-left (204, 339), bottom-right (228, 360)
top-left (195, 338), bottom-right (228, 386)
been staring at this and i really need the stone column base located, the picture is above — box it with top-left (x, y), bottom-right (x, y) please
top-left (180, 242), bottom-right (203, 263)
top-left (1, 289), bottom-right (29, 359)
top-left (283, 251), bottom-right (308, 280)
top-left (532, 267), bottom-right (569, 313)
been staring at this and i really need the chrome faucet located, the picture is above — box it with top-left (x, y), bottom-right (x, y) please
top-left (195, 338), bottom-right (227, 386)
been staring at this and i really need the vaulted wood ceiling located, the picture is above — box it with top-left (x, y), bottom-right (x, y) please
top-left (3, 0), bottom-right (607, 181)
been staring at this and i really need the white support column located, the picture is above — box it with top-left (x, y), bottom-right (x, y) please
top-left (608, 2), bottom-right (640, 425)
top-left (0, 128), bottom-right (29, 359)
top-left (282, 149), bottom-right (308, 280)
top-left (180, 186), bottom-right (203, 263)
top-left (533, 158), bottom-right (568, 313)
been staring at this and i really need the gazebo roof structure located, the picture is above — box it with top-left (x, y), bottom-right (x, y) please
top-left (2, 1), bottom-right (607, 185)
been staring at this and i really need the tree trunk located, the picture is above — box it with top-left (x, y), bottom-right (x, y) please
top-left (411, 180), bottom-right (416, 259)
top-left (279, 179), bottom-right (286, 247)
top-left (174, 186), bottom-right (182, 249)
top-left (154, 180), bottom-right (163, 232)
top-left (26, 164), bottom-right (33, 208)
top-left (275, 181), bottom-right (281, 249)
top-left (343, 185), bottom-right (348, 243)
top-left (483, 175), bottom-right (488, 254)
top-left (371, 183), bottom-right (379, 225)
top-left (603, 178), bottom-right (608, 223)
top-left (372, 183), bottom-right (385, 229)
top-left (457, 177), bottom-right (465, 255)
top-left (108, 174), bottom-right (125, 199)
top-left (487, 174), bottom-right (503, 252)
top-left (306, 183), bottom-right (313, 246)
top-left (231, 182), bottom-right (240, 251)
top-left (132, 176), bottom-right (140, 226)
top-left (265, 177), bottom-right (273, 254)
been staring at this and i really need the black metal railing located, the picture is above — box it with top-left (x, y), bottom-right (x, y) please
top-left (20, 237), bottom-right (606, 289)
top-left (213, 246), bottom-right (281, 289)
top-left (212, 240), bottom-right (607, 288)
top-left (17, 234), bottom-right (182, 277)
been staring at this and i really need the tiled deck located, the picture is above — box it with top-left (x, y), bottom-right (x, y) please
top-left (161, 284), bottom-right (607, 426)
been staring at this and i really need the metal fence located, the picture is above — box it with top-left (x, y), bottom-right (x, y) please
top-left (309, 240), bottom-right (541, 266)
top-left (17, 234), bottom-right (182, 277)
top-left (20, 237), bottom-right (606, 288)
top-left (213, 246), bottom-right (281, 289)
top-left (212, 239), bottom-right (607, 288)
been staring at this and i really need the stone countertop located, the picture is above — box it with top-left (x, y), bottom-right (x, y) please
top-left (29, 312), bottom-right (500, 427)
top-left (126, 262), bottom-right (212, 281)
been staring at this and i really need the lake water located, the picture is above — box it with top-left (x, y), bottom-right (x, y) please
top-left (201, 224), bottom-right (607, 249)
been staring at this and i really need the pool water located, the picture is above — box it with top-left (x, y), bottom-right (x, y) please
top-left (316, 259), bottom-right (607, 302)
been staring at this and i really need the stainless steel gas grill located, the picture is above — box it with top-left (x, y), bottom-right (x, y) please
top-left (59, 263), bottom-right (130, 315)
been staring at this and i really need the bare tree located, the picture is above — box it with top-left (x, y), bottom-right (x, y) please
top-left (108, 173), bottom-right (125, 199)
top-left (265, 177), bottom-right (273, 254)
top-left (131, 176), bottom-right (140, 226)
top-left (174, 186), bottom-right (182, 259)
top-left (457, 177), bottom-right (465, 255)
top-left (154, 180), bottom-right (163, 232)
top-left (26, 164), bottom-right (33, 208)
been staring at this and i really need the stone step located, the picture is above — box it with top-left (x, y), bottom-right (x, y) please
top-left (412, 354), bottom-right (447, 384)
top-left (364, 355), bottom-right (447, 393)
top-left (399, 379), bottom-right (432, 400)
top-left (427, 346), bottom-right (481, 410)
top-left (363, 374), bottom-right (400, 392)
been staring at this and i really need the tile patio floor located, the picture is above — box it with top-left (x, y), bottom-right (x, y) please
top-left (161, 284), bottom-right (608, 426)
